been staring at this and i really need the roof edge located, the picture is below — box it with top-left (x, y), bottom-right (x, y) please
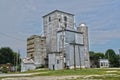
top-left (43, 10), bottom-right (74, 18)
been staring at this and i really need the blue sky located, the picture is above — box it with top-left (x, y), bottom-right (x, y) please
top-left (0, 0), bottom-right (120, 57)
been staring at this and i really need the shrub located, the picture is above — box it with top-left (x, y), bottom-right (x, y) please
top-left (1, 66), bottom-right (8, 73)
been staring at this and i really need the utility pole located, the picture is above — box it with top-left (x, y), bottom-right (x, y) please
top-left (73, 43), bottom-right (76, 70)
top-left (16, 52), bottom-right (18, 72)
top-left (61, 24), bottom-right (65, 69)
top-left (108, 52), bottom-right (110, 67)
top-left (71, 42), bottom-right (76, 70)
top-left (14, 55), bottom-right (15, 72)
top-left (119, 49), bottom-right (120, 67)
top-left (16, 50), bottom-right (20, 72)
top-left (78, 46), bottom-right (81, 69)
top-left (108, 52), bottom-right (109, 60)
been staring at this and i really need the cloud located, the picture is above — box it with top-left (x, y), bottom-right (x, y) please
top-left (0, 0), bottom-right (120, 56)
top-left (89, 30), bottom-right (120, 45)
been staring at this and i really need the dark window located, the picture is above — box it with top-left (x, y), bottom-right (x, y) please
top-left (59, 18), bottom-right (61, 22)
top-left (101, 62), bottom-right (103, 66)
top-left (64, 23), bottom-right (67, 27)
top-left (31, 54), bottom-right (33, 57)
top-left (49, 17), bottom-right (51, 22)
top-left (57, 60), bottom-right (59, 64)
top-left (64, 16), bottom-right (67, 21)
top-left (31, 54), bottom-right (34, 59)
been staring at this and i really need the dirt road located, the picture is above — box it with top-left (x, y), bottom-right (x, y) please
top-left (2, 76), bottom-right (82, 80)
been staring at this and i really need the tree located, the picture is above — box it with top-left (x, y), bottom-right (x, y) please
top-left (94, 52), bottom-right (105, 67)
top-left (89, 51), bottom-right (95, 60)
top-left (94, 52), bottom-right (105, 59)
top-left (89, 51), bottom-right (105, 68)
top-left (13, 52), bottom-right (21, 71)
top-left (89, 51), bottom-right (95, 68)
top-left (0, 47), bottom-right (14, 64)
top-left (105, 49), bottom-right (119, 67)
top-left (0, 47), bottom-right (21, 67)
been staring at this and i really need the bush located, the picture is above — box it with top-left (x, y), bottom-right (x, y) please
top-left (1, 66), bottom-right (8, 73)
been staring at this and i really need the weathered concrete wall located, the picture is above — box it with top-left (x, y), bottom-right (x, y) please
top-left (48, 52), bottom-right (63, 70)
top-left (27, 35), bottom-right (46, 67)
top-left (43, 10), bottom-right (90, 69)
top-left (43, 10), bottom-right (74, 54)
top-left (77, 24), bottom-right (90, 68)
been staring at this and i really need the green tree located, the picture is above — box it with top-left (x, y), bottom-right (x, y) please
top-left (89, 51), bottom-right (105, 68)
top-left (0, 47), bottom-right (21, 68)
top-left (94, 52), bottom-right (105, 59)
top-left (0, 47), bottom-right (14, 64)
top-left (13, 52), bottom-right (21, 71)
top-left (89, 51), bottom-right (95, 58)
top-left (94, 52), bottom-right (105, 67)
top-left (105, 49), bottom-right (119, 67)
top-left (89, 51), bottom-right (96, 68)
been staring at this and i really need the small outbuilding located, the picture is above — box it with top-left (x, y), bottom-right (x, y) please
top-left (48, 52), bottom-right (63, 70)
top-left (99, 59), bottom-right (109, 68)
top-left (21, 58), bottom-right (36, 72)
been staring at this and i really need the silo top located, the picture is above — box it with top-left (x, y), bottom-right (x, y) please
top-left (80, 23), bottom-right (87, 27)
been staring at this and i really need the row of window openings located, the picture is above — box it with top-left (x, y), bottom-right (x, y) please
top-left (49, 16), bottom-right (67, 22)
top-left (47, 23), bottom-right (67, 29)
top-left (30, 52), bottom-right (45, 57)
top-left (100, 62), bottom-right (109, 66)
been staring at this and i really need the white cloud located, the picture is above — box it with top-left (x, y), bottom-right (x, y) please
top-left (0, 0), bottom-right (120, 56)
top-left (89, 30), bottom-right (120, 45)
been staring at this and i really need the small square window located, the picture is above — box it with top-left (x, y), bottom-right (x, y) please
top-left (64, 23), bottom-right (67, 27)
top-left (59, 18), bottom-right (61, 22)
top-left (64, 16), bottom-right (67, 21)
top-left (49, 17), bottom-right (51, 22)
top-left (57, 60), bottom-right (59, 64)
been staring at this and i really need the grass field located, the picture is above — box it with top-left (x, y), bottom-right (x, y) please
top-left (22, 68), bottom-right (120, 80)
top-left (1, 68), bottom-right (120, 80)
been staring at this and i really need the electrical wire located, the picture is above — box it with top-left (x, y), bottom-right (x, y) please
top-left (0, 32), bottom-right (24, 42)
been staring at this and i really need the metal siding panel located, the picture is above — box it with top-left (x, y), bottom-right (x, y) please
top-left (65, 44), bottom-right (70, 67)
top-left (75, 45), bottom-right (79, 66)
top-left (48, 54), bottom-right (55, 70)
top-left (75, 33), bottom-right (83, 44)
top-left (65, 31), bottom-right (75, 43)
top-left (57, 32), bottom-right (63, 52)
top-left (79, 46), bottom-right (85, 67)
top-left (69, 45), bottom-right (74, 67)
top-left (55, 56), bottom-right (63, 70)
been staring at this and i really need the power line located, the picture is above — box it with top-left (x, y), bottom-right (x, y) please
top-left (0, 32), bottom-right (24, 42)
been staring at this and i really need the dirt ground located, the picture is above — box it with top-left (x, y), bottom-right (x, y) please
top-left (2, 76), bottom-right (82, 80)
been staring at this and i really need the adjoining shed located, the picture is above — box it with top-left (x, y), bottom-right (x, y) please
top-left (57, 29), bottom-right (87, 69)
top-left (48, 52), bottom-right (63, 70)
top-left (21, 58), bottom-right (36, 72)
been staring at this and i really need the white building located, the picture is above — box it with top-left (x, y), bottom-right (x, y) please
top-left (48, 52), bottom-right (63, 70)
top-left (21, 58), bottom-right (36, 72)
top-left (44, 10), bottom-right (90, 70)
top-left (99, 59), bottom-right (109, 68)
top-left (57, 29), bottom-right (85, 69)
top-left (23, 10), bottom-right (90, 70)
top-left (43, 10), bottom-right (74, 54)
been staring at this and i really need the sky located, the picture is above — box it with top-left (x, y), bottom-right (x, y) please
top-left (0, 0), bottom-right (120, 57)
